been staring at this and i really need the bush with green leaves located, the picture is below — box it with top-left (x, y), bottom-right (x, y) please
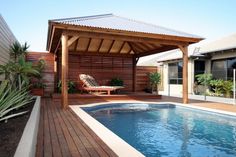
top-left (148, 72), bottom-right (161, 94)
top-left (0, 56), bottom-right (39, 89)
top-left (110, 78), bottom-right (124, 86)
top-left (0, 42), bottom-right (42, 90)
top-left (209, 79), bottom-right (224, 96)
top-left (223, 80), bottom-right (233, 98)
top-left (57, 80), bottom-right (76, 93)
top-left (195, 73), bottom-right (212, 86)
top-left (0, 80), bottom-right (34, 122)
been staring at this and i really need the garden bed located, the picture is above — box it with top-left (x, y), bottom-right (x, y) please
top-left (0, 100), bottom-right (35, 157)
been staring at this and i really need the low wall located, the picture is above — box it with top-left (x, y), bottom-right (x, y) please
top-left (14, 96), bottom-right (41, 157)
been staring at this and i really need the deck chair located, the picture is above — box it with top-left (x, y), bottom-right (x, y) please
top-left (79, 74), bottom-right (124, 95)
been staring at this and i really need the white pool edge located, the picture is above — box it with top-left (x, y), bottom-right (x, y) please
top-left (70, 105), bottom-right (145, 157)
top-left (70, 100), bottom-right (236, 157)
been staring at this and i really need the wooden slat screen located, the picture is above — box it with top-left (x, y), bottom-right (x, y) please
top-left (135, 66), bottom-right (158, 92)
top-left (27, 52), bottom-right (158, 94)
top-left (57, 54), bottom-right (134, 92)
top-left (26, 52), bottom-right (55, 95)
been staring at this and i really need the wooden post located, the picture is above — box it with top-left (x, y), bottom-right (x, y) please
top-left (61, 34), bottom-right (68, 109)
top-left (132, 57), bottom-right (136, 92)
top-left (132, 57), bottom-right (138, 92)
top-left (179, 45), bottom-right (188, 104)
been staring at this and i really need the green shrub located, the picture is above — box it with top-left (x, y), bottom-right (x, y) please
top-left (195, 74), bottom-right (212, 86)
top-left (148, 72), bottom-right (161, 94)
top-left (0, 80), bottom-right (34, 122)
top-left (223, 80), bottom-right (233, 98)
top-left (209, 79), bottom-right (224, 96)
top-left (57, 80), bottom-right (76, 93)
top-left (110, 78), bottom-right (124, 86)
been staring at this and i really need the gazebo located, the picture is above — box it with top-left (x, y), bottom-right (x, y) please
top-left (46, 14), bottom-right (203, 108)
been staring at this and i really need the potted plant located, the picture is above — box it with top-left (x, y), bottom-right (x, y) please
top-left (31, 80), bottom-right (46, 96)
top-left (149, 72), bottom-right (161, 95)
top-left (195, 73), bottom-right (213, 95)
top-left (57, 80), bottom-right (76, 93)
top-left (110, 78), bottom-right (124, 86)
top-left (30, 59), bottom-right (46, 96)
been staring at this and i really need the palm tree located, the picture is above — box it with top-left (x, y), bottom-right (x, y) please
top-left (11, 56), bottom-right (40, 89)
top-left (9, 42), bottom-right (29, 62)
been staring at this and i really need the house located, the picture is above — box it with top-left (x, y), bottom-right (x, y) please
top-left (145, 33), bottom-right (236, 95)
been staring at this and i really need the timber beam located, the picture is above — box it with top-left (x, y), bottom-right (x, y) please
top-left (179, 45), bottom-right (189, 104)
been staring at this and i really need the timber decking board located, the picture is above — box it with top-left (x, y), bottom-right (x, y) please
top-left (36, 98), bottom-right (118, 157)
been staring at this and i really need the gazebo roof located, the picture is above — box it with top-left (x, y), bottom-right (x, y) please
top-left (47, 14), bottom-right (203, 57)
top-left (50, 14), bottom-right (200, 39)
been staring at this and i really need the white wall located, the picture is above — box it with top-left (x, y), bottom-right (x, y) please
top-left (161, 59), bottom-right (194, 95)
top-left (161, 50), bottom-right (236, 96)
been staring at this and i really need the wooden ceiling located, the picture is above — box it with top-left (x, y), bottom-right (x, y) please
top-left (56, 35), bottom-right (175, 57)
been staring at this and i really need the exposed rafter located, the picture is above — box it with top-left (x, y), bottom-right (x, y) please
top-left (117, 41), bottom-right (126, 53)
top-left (63, 31), bottom-right (189, 47)
top-left (136, 42), bottom-right (152, 50)
top-left (131, 43), bottom-right (146, 52)
top-left (107, 40), bottom-right (115, 53)
top-left (97, 39), bottom-right (104, 52)
top-left (68, 36), bottom-right (79, 47)
top-left (86, 38), bottom-right (92, 52)
top-left (127, 42), bottom-right (138, 54)
top-left (74, 38), bottom-right (79, 52)
top-left (54, 39), bottom-right (61, 54)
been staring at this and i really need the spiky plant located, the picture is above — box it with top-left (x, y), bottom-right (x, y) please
top-left (0, 80), bottom-right (34, 122)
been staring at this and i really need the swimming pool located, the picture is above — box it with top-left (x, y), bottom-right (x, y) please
top-left (82, 103), bottom-right (236, 157)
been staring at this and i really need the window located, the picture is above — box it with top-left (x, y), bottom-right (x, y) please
top-left (168, 61), bottom-right (182, 84)
top-left (227, 58), bottom-right (236, 80)
top-left (211, 57), bottom-right (236, 80)
top-left (194, 60), bottom-right (205, 82)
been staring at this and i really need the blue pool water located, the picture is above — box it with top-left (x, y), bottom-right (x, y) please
top-left (82, 103), bottom-right (236, 157)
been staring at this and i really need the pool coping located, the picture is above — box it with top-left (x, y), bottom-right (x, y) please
top-left (70, 100), bottom-right (236, 157)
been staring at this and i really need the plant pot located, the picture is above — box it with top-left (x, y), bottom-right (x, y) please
top-left (225, 93), bottom-right (231, 98)
top-left (31, 88), bottom-right (44, 96)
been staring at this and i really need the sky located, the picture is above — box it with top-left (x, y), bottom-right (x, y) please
top-left (1, 0), bottom-right (236, 56)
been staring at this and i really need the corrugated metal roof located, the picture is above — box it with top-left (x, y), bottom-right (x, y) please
top-left (140, 33), bottom-right (236, 64)
top-left (199, 33), bottom-right (236, 54)
top-left (51, 14), bottom-right (201, 39)
top-left (139, 46), bottom-right (200, 65)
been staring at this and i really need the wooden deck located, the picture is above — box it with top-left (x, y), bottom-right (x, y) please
top-left (36, 95), bottom-right (236, 157)
top-left (36, 98), bottom-right (117, 157)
